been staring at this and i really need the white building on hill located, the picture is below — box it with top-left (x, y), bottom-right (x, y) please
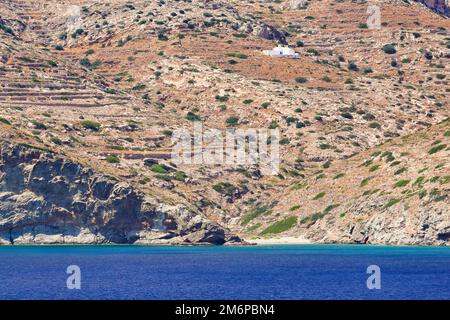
top-left (263, 46), bottom-right (300, 59)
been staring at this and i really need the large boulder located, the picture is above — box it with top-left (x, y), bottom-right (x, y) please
top-left (255, 24), bottom-right (288, 45)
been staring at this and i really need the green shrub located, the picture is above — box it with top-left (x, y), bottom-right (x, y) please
top-left (307, 48), bottom-right (319, 56)
top-left (150, 164), bottom-right (168, 174)
top-left (286, 117), bottom-right (298, 124)
top-left (228, 53), bottom-right (248, 59)
top-left (213, 182), bottom-right (237, 196)
top-left (295, 77), bottom-right (307, 83)
top-left (382, 44), bottom-right (396, 54)
top-left (428, 144), bottom-right (447, 154)
top-left (226, 116), bottom-right (239, 126)
top-left (390, 160), bottom-right (401, 167)
top-left (31, 120), bottom-right (47, 130)
top-left (106, 155), bottom-right (120, 164)
top-left (333, 173), bottom-right (345, 179)
top-left (348, 62), bottom-right (358, 71)
top-left (358, 22), bottom-right (368, 28)
top-left (394, 167), bottom-right (407, 175)
top-left (0, 23), bottom-right (14, 35)
top-left (369, 122), bottom-right (381, 129)
top-left (341, 112), bottom-right (353, 119)
top-left (50, 136), bottom-right (62, 145)
top-left (324, 204), bottom-right (340, 214)
top-left (247, 223), bottom-right (262, 232)
top-left (155, 174), bottom-right (171, 181)
top-left (319, 143), bottom-right (332, 149)
top-left (0, 117), bottom-right (11, 125)
top-left (241, 206), bottom-right (270, 226)
top-left (268, 121), bottom-right (278, 129)
top-left (215, 95), bottom-right (229, 102)
top-left (394, 179), bottom-right (410, 188)
top-left (360, 177), bottom-right (371, 187)
top-left (413, 176), bottom-right (425, 187)
top-left (186, 111), bottom-right (201, 121)
top-left (173, 171), bottom-right (188, 182)
top-left (71, 28), bottom-right (84, 38)
top-left (259, 216), bottom-right (298, 235)
top-left (81, 120), bottom-right (101, 131)
top-left (80, 58), bottom-right (91, 68)
top-left (158, 33), bottom-right (169, 41)
top-left (384, 198), bottom-right (401, 209)
top-left (132, 84), bottom-right (146, 90)
top-left (232, 33), bottom-right (247, 38)
top-left (18, 143), bottom-right (51, 153)
top-left (138, 177), bottom-right (151, 185)
top-left (296, 121), bottom-right (306, 128)
top-left (162, 130), bottom-right (173, 137)
top-left (429, 176), bottom-right (440, 183)
top-left (313, 192), bottom-right (326, 200)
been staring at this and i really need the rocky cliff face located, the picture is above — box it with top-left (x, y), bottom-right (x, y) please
top-left (303, 196), bottom-right (450, 246)
top-left (416, 0), bottom-right (449, 16)
top-left (0, 142), bottom-right (242, 245)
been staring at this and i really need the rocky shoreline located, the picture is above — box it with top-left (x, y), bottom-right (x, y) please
top-left (1, 141), bottom-right (448, 247)
top-left (0, 142), bottom-right (244, 246)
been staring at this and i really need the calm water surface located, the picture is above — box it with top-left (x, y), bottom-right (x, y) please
top-left (0, 245), bottom-right (449, 300)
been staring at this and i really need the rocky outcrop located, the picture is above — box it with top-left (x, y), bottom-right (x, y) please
top-left (280, 0), bottom-right (309, 10)
top-left (302, 195), bottom-right (449, 246)
top-left (416, 0), bottom-right (449, 17)
top-left (0, 142), bottom-right (243, 245)
top-left (254, 24), bottom-right (288, 45)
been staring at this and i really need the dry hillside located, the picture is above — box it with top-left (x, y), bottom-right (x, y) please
top-left (0, 0), bottom-right (448, 245)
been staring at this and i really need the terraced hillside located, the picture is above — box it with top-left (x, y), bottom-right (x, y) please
top-left (0, 0), bottom-right (448, 245)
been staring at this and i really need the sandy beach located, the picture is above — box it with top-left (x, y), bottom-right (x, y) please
top-left (249, 236), bottom-right (312, 245)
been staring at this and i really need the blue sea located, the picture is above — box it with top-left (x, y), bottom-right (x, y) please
top-left (0, 245), bottom-right (449, 300)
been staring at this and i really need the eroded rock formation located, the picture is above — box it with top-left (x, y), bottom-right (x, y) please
top-left (0, 142), bottom-right (242, 245)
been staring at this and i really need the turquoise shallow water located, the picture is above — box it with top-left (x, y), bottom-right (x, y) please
top-left (0, 244), bottom-right (449, 300)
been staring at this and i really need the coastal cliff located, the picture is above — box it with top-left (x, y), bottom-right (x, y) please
top-left (0, 142), bottom-right (242, 245)
top-left (416, 0), bottom-right (449, 17)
